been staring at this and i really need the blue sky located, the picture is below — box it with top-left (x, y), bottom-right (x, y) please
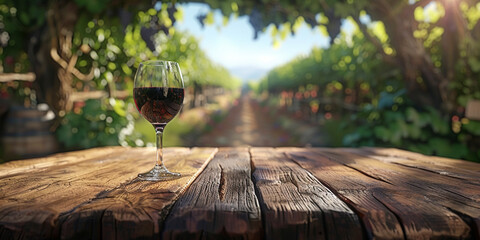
top-left (174, 3), bottom-right (330, 82)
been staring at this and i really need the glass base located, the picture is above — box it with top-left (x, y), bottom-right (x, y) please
top-left (138, 164), bottom-right (181, 181)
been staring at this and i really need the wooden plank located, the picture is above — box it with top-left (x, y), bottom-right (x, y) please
top-left (282, 148), bottom-right (404, 240)
top-left (56, 147), bottom-right (217, 240)
top-left (0, 147), bottom-right (122, 178)
top-left (329, 148), bottom-right (480, 204)
top-left (0, 148), bottom-right (162, 211)
top-left (0, 147), bottom-right (149, 240)
top-left (250, 148), bottom-right (363, 240)
top-left (0, 147), bottom-right (217, 240)
top-left (361, 147), bottom-right (480, 172)
top-left (303, 148), bottom-right (474, 239)
top-left (344, 148), bottom-right (480, 185)
top-left (342, 148), bottom-right (480, 239)
top-left (162, 148), bottom-right (262, 240)
top-left (285, 148), bottom-right (472, 239)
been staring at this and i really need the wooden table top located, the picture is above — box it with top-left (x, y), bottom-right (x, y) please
top-left (0, 147), bottom-right (479, 239)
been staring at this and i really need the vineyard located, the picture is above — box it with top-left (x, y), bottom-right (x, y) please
top-left (1, 0), bottom-right (480, 161)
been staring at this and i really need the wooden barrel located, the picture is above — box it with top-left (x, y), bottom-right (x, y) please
top-left (1, 104), bottom-right (59, 160)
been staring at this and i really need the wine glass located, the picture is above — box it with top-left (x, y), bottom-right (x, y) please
top-left (133, 60), bottom-right (184, 181)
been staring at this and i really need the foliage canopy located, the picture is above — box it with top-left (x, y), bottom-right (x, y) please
top-left (1, 0), bottom-right (479, 159)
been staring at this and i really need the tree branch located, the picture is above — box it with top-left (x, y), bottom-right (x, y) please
top-left (47, 6), bottom-right (94, 82)
top-left (0, 73), bottom-right (36, 82)
top-left (67, 54), bottom-right (95, 81)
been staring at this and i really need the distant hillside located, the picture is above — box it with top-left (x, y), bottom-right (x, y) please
top-left (230, 66), bottom-right (268, 82)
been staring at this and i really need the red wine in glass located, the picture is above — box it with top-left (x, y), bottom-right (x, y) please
top-left (133, 60), bottom-right (184, 181)
top-left (134, 87), bottom-right (184, 128)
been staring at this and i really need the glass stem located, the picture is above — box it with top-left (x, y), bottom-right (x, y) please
top-left (155, 126), bottom-right (165, 168)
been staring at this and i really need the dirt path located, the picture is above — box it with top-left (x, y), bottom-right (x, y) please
top-left (195, 95), bottom-right (292, 147)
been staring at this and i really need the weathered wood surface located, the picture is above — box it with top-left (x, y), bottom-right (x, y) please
top-left (358, 147), bottom-right (480, 183)
top-left (346, 148), bottom-right (480, 238)
top-left (1, 147), bottom-right (480, 240)
top-left (284, 148), bottom-right (479, 239)
top-left (162, 148), bottom-right (262, 239)
top-left (0, 147), bottom-right (217, 239)
top-left (250, 148), bottom-right (362, 240)
top-left (0, 147), bottom-right (121, 178)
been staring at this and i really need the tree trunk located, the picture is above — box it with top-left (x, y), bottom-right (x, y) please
top-left (28, 24), bottom-right (57, 109)
top-left (364, 0), bottom-right (468, 115)
top-left (28, 1), bottom-right (79, 116)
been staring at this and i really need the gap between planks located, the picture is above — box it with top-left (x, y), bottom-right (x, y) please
top-left (3, 147), bottom-right (478, 240)
top-left (162, 148), bottom-right (262, 240)
top-left (250, 147), bottom-right (364, 240)
top-left (283, 147), bottom-right (478, 239)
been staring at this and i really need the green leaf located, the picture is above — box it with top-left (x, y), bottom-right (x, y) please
top-left (343, 132), bottom-right (361, 145)
top-left (425, 107), bottom-right (448, 134)
top-left (374, 126), bottom-right (390, 142)
top-left (428, 138), bottom-right (468, 158)
top-left (378, 89), bottom-right (406, 110)
top-left (205, 12), bottom-right (214, 25)
top-left (408, 144), bottom-right (433, 155)
top-left (406, 124), bottom-right (422, 139)
top-left (19, 12), bottom-right (30, 25)
top-left (468, 56), bottom-right (480, 72)
top-left (370, 21), bottom-right (389, 43)
top-left (74, 0), bottom-right (109, 14)
top-left (428, 138), bottom-right (451, 155)
top-left (406, 107), bottom-right (419, 124)
top-left (414, 6), bottom-right (425, 21)
top-left (463, 120), bottom-right (480, 135)
top-left (389, 122), bottom-right (403, 145)
top-left (457, 95), bottom-right (470, 107)
top-left (430, 116), bottom-right (449, 134)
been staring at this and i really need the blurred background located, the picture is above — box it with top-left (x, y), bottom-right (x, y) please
top-left (0, 0), bottom-right (479, 162)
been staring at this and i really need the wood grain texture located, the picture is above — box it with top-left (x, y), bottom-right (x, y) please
top-left (57, 147), bottom-right (217, 240)
top-left (344, 148), bottom-right (480, 186)
top-left (0, 147), bottom-right (121, 178)
top-left (361, 147), bottom-right (480, 173)
top-left (250, 148), bottom-right (363, 240)
top-left (0, 147), bottom-right (217, 240)
top-left (287, 148), bottom-right (474, 239)
top-left (283, 148), bottom-right (404, 240)
top-left (162, 148), bottom-right (262, 240)
top-left (1, 147), bottom-right (480, 240)
top-left (345, 148), bottom-right (480, 239)
top-left (0, 147), bottom-right (146, 240)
